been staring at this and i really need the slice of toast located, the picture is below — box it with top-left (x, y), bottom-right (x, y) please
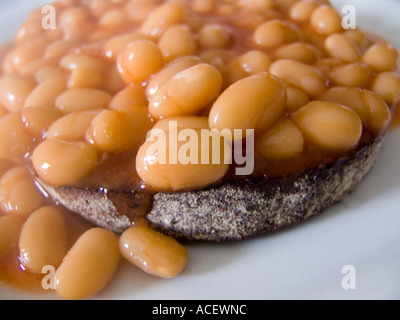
top-left (32, 137), bottom-right (383, 242)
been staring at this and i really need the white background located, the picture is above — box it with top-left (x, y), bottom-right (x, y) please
top-left (0, 0), bottom-right (399, 300)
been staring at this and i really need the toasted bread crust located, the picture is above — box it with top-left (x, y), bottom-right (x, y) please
top-left (33, 138), bottom-right (384, 241)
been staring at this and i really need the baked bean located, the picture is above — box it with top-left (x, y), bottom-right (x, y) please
top-left (60, 53), bottom-right (109, 72)
top-left (103, 34), bottom-right (152, 59)
top-left (136, 126), bottom-right (230, 191)
top-left (20, 58), bottom-right (58, 77)
top-left (274, 42), bottom-right (320, 64)
top-left (152, 116), bottom-right (209, 132)
top-left (24, 76), bottom-right (67, 109)
top-left (318, 87), bottom-right (370, 124)
top-left (289, 0), bottom-right (319, 23)
top-left (158, 25), bottom-right (197, 62)
top-left (104, 66), bottom-right (125, 94)
top-left (292, 101), bottom-right (362, 151)
top-left (344, 29), bottom-right (365, 47)
top-left (99, 8), bottom-right (129, 29)
top-left (88, 0), bottom-right (114, 17)
top-left (46, 110), bottom-right (100, 141)
top-left (124, 0), bottom-right (159, 23)
top-left (15, 19), bottom-right (43, 43)
top-left (330, 62), bottom-right (373, 88)
top-left (256, 118), bottom-right (305, 160)
top-left (192, 0), bottom-right (215, 13)
top-left (149, 63), bottom-right (222, 119)
top-left (0, 104), bottom-right (9, 118)
top-left (270, 59), bottom-right (327, 97)
top-left (68, 67), bottom-right (105, 89)
top-left (197, 24), bottom-right (233, 50)
top-left (226, 50), bottom-right (271, 85)
top-left (363, 90), bottom-right (392, 137)
top-left (55, 228), bottom-right (120, 300)
top-left (362, 43), bottom-right (398, 72)
top-left (238, 0), bottom-right (275, 11)
top-left (286, 86), bottom-right (310, 112)
top-left (59, 6), bottom-right (90, 28)
top-left (216, 3), bottom-right (237, 15)
top-left (86, 107), bottom-right (153, 154)
top-left (55, 88), bottom-right (111, 114)
top-left (119, 221), bottom-right (188, 278)
top-left (199, 49), bottom-right (233, 72)
top-left (209, 72), bottom-right (286, 140)
top-left (371, 72), bottom-right (400, 105)
top-left (0, 74), bottom-right (36, 112)
top-left (44, 39), bottom-right (80, 60)
top-left (0, 159), bottom-right (12, 177)
top-left (21, 106), bottom-right (62, 140)
top-left (0, 166), bottom-right (43, 216)
top-left (117, 40), bottom-right (164, 84)
top-left (324, 33), bottom-right (361, 63)
top-left (0, 112), bottom-right (34, 159)
top-left (310, 5), bottom-right (342, 35)
top-left (0, 215), bottom-right (24, 256)
top-left (3, 38), bottom-right (47, 73)
top-left (253, 20), bottom-right (300, 50)
top-left (32, 139), bottom-right (99, 186)
top-left (110, 85), bottom-right (148, 110)
top-left (18, 206), bottom-right (68, 274)
top-left (141, 2), bottom-right (185, 38)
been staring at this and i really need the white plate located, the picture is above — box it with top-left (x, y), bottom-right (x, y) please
top-left (1, 0), bottom-right (400, 300)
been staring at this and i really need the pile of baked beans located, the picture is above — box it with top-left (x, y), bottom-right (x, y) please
top-left (0, 0), bottom-right (399, 299)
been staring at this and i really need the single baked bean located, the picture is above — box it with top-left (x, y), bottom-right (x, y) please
top-left (253, 20), bottom-right (300, 50)
top-left (197, 24), bottom-right (233, 50)
top-left (55, 228), bottom-right (120, 300)
top-left (44, 39), bottom-right (80, 60)
top-left (232, 9), bottom-right (280, 30)
top-left (238, 0), bottom-right (275, 11)
top-left (117, 40), bottom-right (164, 84)
top-left (0, 74), bottom-right (36, 112)
top-left (256, 118), bottom-right (305, 160)
top-left (34, 67), bottom-right (66, 83)
top-left (313, 58), bottom-right (342, 74)
top-left (191, 0), bottom-right (215, 13)
top-left (55, 88), bottom-right (111, 114)
top-left (362, 43), bottom-right (398, 72)
top-left (136, 126), bottom-right (230, 191)
top-left (0, 215), bottom-right (24, 256)
top-left (110, 85), bottom-right (148, 110)
top-left (292, 101), bottom-right (362, 151)
top-left (289, 0), bottom-right (319, 23)
top-left (15, 19), bottom-right (43, 43)
top-left (371, 72), bottom-right (400, 105)
top-left (344, 29), bottom-right (365, 47)
top-left (318, 87), bottom-right (370, 124)
top-left (324, 33), bottom-right (361, 63)
top-left (226, 50), bottom-right (271, 85)
top-left (158, 25), bottom-right (197, 62)
top-left (124, 0), bottom-right (159, 23)
top-left (86, 107), bottom-right (153, 154)
top-left (103, 33), bottom-right (152, 59)
top-left (119, 221), bottom-right (188, 278)
top-left (24, 76), bottom-right (67, 109)
top-left (99, 8), bottom-right (129, 29)
top-left (363, 90), bottom-right (392, 137)
top-left (274, 42), bottom-right (320, 64)
top-left (147, 56), bottom-right (200, 98)
top-left (60, 53), bottom-right (109, 72)
top-left (18, 206), bottom-right (68, 274)
top-left (0, 166), bottom-right (43, 216)
top-left (59, 6), bottom-right (90, 28)
top-left (270, 59), bottom-right (327, 97)
top-left (3, 38), bottom-right (47, 73)
top-left (141, 2), bottom-right (185, 38)
top-left (209, 72), bottom-right (286, 140)
top-left (330, 62), bottom-right (373, 88)
top-left (32, 139), bottom-right (99, 186)
top-left (21, 106), bottom-right (62, 140)
top-left (216, 3), bottom-right (237, 15)
top-left (286, 86), bottom-right (310, 112)
top-left (88, 0), bottom-right (114, 17)
top-left (104, 66), bottom-right (125, 94)
top-left (310, 5), bottom-right (342, 35)
top-left (0, 112), bottom-right (34, 159)
top-left (20, 58), bottom-right (58, 77)
top-left (46, 110), bottom-right (101, 141)
top-left (68, 67), bottom-right (105, 89)
top-left (149, 63), bottom-right (222, 119)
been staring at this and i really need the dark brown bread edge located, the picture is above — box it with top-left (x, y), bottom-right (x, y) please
top-left (32, 138), bottom-right (384, 242)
